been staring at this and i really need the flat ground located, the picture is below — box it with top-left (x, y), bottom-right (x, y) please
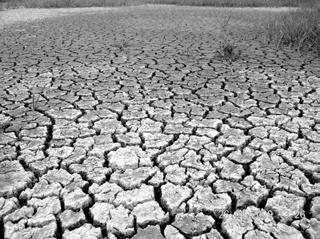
top-left (0, 7), bottom-right (114, 28)
top-left (0, 5), bottom-right (320, 239)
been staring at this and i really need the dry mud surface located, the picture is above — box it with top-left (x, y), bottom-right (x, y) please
top-left (1, 5), bottom-right (320, 239)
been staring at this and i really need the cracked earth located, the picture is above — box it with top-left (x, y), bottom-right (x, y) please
top-left (1, 5), bottom-right (320, 239)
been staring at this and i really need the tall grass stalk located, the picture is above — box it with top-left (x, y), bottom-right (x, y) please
top-left (264, 6), bottom-right (320, 53)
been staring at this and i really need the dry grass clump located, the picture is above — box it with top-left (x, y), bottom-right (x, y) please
top-left (216, 15), bottom-right (241, 62)
top-left (264, 6), bottom-right (320, 53)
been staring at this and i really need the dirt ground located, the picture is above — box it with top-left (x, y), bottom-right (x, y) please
top-left (0, 5), bottom-right (319, 239)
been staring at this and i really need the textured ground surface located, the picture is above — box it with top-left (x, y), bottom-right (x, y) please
top-left (1, 5), bottom-right (320, 239)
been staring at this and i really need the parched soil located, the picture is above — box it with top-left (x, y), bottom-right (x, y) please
top-left (0, 5), bottom-right (320, 239)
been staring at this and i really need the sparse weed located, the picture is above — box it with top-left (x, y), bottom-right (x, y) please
top-left (0, 122), bottom-right (11, 134)
top-left (31, 83), bottom-right (48, 111)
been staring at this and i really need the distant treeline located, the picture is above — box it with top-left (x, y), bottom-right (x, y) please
top-left (0, 0), bottom-right (318, 8)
